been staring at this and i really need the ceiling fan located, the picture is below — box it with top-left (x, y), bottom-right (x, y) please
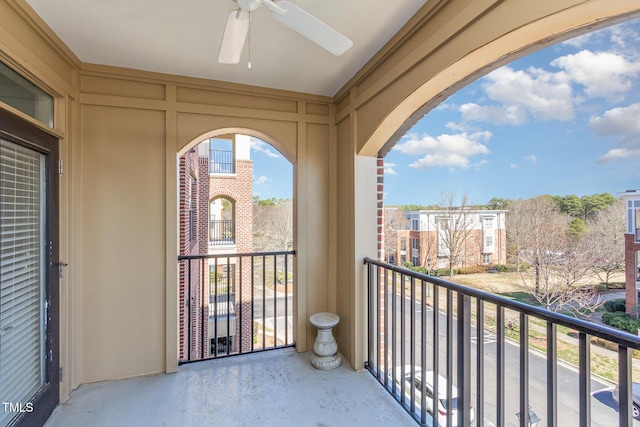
top-left (218, 0), bottom-right (353, 64)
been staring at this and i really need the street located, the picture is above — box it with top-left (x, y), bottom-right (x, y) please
top-left (383, 289), bottom-right (633, 426)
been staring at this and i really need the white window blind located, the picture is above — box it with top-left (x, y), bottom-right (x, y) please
top-left (0, 139), bottom-right (45, 427)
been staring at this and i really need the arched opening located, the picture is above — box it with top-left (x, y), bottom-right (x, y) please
top-left (177, 131), bottom-right (294, 363)
top-left (361, 13), bottom-right (640, 427)
top-left (209, 196), bottom-right (235, 246)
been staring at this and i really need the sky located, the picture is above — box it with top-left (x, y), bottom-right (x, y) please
top-left (250, 18), bottom-right (640, 205)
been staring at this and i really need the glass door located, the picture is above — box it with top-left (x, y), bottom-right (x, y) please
top-left (0, 108), bottom-right (59, 427)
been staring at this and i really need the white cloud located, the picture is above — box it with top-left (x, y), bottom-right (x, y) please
top-left (461, 66), bottom-right (574, 125)
top-left (561, 32), bottom-right (595, 49)
top-left (597, 148), bottom-right (640, 164)
top-left (523, 154), bottom-right (538, 165)
top-left (255, 176), bottom-right (271, 185)
top-left (250, 138), bottom-right (280, 158)
top-left (394, 131), bottom-right (490, 170)
top-left (384, 162), bottom-right (397, 175)
top-left (509, 163), bottom-right (518, 169)
top-left (551, 50), bottom-right (640, 101)
top-left (590, 103), bottom-right (640, 163)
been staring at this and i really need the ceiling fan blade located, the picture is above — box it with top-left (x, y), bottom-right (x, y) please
top-left (271, 1), bottom-right (353, 56)
top-left (218, 10), bottom-right (250, 64)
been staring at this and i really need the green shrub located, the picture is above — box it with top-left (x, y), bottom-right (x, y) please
top-left (433, 268), bottom-right (458, 277)
top-left (603, 298), bottom-right (626, 313)
top-left (410, 266), bottom-right (428, 275)
top-left (491, 263), bottom-right (529, 273)
top-left (601, 312), bottom-right (640, 335)
top-left (457, 265), bottom-right (488, 274)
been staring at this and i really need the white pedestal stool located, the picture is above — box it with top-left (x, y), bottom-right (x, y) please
top-left (309, 312), bottom-right (342, 370)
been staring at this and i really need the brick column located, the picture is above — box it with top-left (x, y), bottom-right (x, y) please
top-left (625, 233), bottom-right (640, 313)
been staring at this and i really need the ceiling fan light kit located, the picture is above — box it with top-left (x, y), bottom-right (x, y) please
top-left (218, 0), bottom-right (353, 65)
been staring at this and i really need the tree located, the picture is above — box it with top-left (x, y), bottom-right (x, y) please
top-left (552, 193), bottom-right (617, 221)
top-left (567, 218), bottom-right (586, 237)
top-left (486, 197), bottom-right (510, 210)
top-left (511, 196), bottom-right (601, 315)
top-left (585, 199), bottom-right (625, 289)
top-left (436, 192), bottom-right (476, 279)
top-left (253, 198), bottom-right (293, 251)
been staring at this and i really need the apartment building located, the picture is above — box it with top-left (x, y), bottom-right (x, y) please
top-left (386, 208), bottom-right (507, 271)
top-left (178, 135), bottom-right (253, 360)
top-left (622, 190), bottom-right (640, 311)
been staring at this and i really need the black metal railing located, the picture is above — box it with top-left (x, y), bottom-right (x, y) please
top-left (209, 220), bottom-right (235, 245)
top-left (178, 251), bottom-right (295, 363)
top-left (364, 257), bottom-right (640, 427)
top-left (209, 149), bottom-right (234, 174)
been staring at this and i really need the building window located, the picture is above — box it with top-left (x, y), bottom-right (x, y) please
top-left (189, 177), bottom-right (197, 241)
top-left (438, 258), bottom-right (446, 269)
top-left (411, 218), bottom-right (420, 231)
top-left (437, 218), bottom-right (449, 256)
top-left (484, 236), bottom-right (493, 247)
top-left (411, 237), bottom-right (419, 250)
top-left (210, 197), bottom-right (235, 246)
top-left (483, 254), bottom-right (491, 264)
top-left (400, 237), bottom-right (407, 251)
top-left (211, 337), bottom-right (234, 356)
top-left (209, 138), bottom-right (235, 174)
top-left (210, 263), bottom-right (236, 296)
top-left (412, 256), bottom-right (420, 266)
top-left (0, 61), bottom-right (53, 127)
top-left (483, 217), bottom-right (494, 229)
top-left (388, 254), bottom-right (396, 265)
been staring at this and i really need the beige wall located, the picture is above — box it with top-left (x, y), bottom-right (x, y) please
top-left (2, 0), bottom-right (640, 405)
top-left (77, 68), bottom-right (337, 382)
top-left (333, 0), bottom-right (640, 369)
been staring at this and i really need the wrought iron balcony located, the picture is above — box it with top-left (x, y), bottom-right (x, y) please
top-left (364, 257), bottom-right (640, 426)
top-left (209, 149), bottom-right (235, 174)
top-left (178, 251), bottom-right (295, 363)
top-left (209, 219), bottom-right (235, 246)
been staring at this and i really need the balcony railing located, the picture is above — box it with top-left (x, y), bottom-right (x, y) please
top-left (178, 251), bottom-right (295, 363)
top-left (364, 257), bottom-right (640, 426)
top-left (209, 219), bottom-right (235, 246)
top-left (209, 149), bottom-right (234, 174)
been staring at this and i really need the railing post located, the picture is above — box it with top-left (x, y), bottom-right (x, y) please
top-left (619, 345), bottom-right (632, 426)
top-left (496, 305), bottom-right (505, 427)
top-left (476, 299), bottom-right (484, 427)
top-left (457, 294), bottom-right (471, 427)
top-left (519, 313), bottom-right (529, 427)
top-left (547, 322), bottom-right (557, 427)
top-left (578, 333), bottom-right (591, 427)
top-left (446, 289), bottom-right (453, 427)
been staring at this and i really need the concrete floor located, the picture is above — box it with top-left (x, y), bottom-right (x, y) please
top-left (45, 348), bottom-right (416, 427)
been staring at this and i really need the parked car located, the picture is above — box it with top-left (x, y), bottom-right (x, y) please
top-left (613, 382), bottom-right (640, 420)
top-left (395, 366), bottom-right (475, 426)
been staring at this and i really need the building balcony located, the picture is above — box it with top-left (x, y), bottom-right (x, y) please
top-left (44, 349), bottom-right (416, 427)
top-left (209, 220), bottom-right (235, 246)
top-left (45, 253), bottom-right (640, 427)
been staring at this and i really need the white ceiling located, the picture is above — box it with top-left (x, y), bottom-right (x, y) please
top-left (25, 0), bottom-right (429, 97)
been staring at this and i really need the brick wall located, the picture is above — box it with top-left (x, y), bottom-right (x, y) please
top-left (625, 233), bottom-right (640, 312)
top-left (178, 149), bottom-right (204, 361)
top-left (377, 157), bottom-right (384, 261)
top-left (209, 158), bottom-right (254, 352)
